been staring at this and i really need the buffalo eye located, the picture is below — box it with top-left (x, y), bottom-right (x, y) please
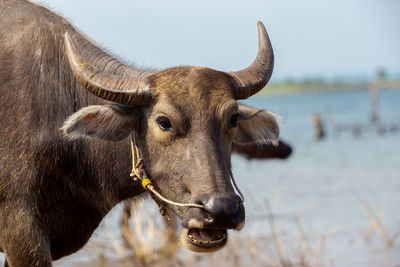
top-left (156, 116), bottom-right (173, 131)
top-left (230, 113), bottom-right (240, 128)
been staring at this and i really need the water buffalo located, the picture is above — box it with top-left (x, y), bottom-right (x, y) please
top-left (0, 0), bottom-right (279, 266)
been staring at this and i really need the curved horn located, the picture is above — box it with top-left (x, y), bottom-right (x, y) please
top-left (64, 32), bottom-right (152, 105)
top-left (229, 22), bottom-right (274, 100)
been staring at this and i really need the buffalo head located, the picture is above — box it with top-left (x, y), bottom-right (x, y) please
top-left (61, 22), bottom-right (279, 252)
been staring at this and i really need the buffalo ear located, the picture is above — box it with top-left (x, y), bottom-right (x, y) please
top-left (61, 105), bottom-right (136, 141)
top-left (234, 104), bottom-right (280, 145)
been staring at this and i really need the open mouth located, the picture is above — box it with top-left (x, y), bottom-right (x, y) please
top-left (182, 227), bottom-right (228, 252)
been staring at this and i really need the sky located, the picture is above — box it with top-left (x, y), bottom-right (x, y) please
top-left (31, 0), bottom-right (400, 82)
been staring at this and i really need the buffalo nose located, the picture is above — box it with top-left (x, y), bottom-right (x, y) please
top-left (204, 197), bottom-right (239, 218)
top-left (199, 193), bottom-right (244, 228)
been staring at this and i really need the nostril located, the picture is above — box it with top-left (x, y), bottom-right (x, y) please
top-left (204, 213), bottom-right (214, 223)
top-left (233, 204), bottom-right (245, 223)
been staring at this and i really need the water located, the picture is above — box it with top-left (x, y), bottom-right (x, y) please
top-left (2, 89), bottom-right (399, 266)
top-left (233, 89), bottom-right (400, 266)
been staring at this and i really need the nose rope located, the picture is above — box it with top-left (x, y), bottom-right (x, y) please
top-left (130, 135), bottom-right (204, 209)
top-left (129, 135), bottom-right (244, 209)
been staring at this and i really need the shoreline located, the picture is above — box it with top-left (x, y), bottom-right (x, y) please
top-left (257, 81), bottom-right (400, 97)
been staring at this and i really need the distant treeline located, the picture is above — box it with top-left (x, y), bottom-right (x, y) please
top-left (260, 71), bottom-right (400, 96)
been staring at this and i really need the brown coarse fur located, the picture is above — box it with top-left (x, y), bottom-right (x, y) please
top-left (0, 1), bottom-right (279, 266)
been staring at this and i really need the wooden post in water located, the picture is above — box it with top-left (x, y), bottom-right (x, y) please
top-left (312, 113), bottom-right (325, 140)
top-left (369, 82), bottom-right (380, 123)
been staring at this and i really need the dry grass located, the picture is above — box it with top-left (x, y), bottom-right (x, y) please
top-left (263, 197), bottom-right (341, 267)
top-left (294, 217), bottom-right (341, 267)
top-left (362, 200), bottom-right (400, 249)
top-left (56, 195), bottom-right (399, 267)
top-left (105, 197), bottom-right (341, 267)
top-left (117, 199), bottom-right (181, 266)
